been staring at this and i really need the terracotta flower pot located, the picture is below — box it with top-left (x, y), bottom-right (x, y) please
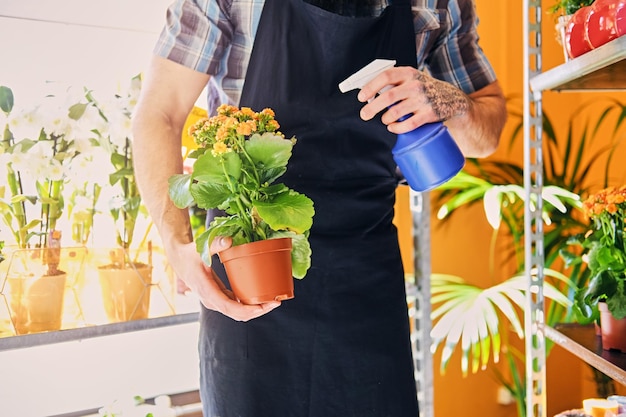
top-left (598, 301), bottom-right (626, 353)
top-left (218, 237), bottom-right (294, 305)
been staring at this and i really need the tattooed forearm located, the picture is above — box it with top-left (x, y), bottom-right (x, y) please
top-left (415, 72), bottom-right (471, 121)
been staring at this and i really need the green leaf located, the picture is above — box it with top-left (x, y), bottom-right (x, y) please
top-left (168, 174), bottom-right (194, 209)
top-left (0, 86), bottom-right (14, 114)
top-left (195, 229), bottom-right (212, 266)
top-left (607, 282), bottom-right (626, 319)
top-left (68, 102), bottom-right (88, 120)
top-left (193, 151), bottom-right (242, 185)
top-left (254, 191), bottom-right (314, 234)
top-left (190, 181), bottom-right (232, 210)
top-left (270, 231), bottom-right (312, 279)
top-left (244, 132), bottom-right (293, 169)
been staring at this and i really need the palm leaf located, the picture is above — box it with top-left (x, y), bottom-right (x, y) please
top-left (430, 269), bottom-right (573, 377)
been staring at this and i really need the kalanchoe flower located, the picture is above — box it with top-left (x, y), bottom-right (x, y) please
top-left (169, 105), bottom-right (314, 279)
top-left (567, 185), bottom-right (626, 320)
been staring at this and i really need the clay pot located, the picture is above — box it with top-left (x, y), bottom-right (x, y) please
top-left (598, 301), bottom-right (626, 353)
top-left (218, 237), bottom-right (294, 305)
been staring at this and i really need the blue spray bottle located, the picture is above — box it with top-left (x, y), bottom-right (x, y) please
top-left (339, 59), bottom-right (465, 192)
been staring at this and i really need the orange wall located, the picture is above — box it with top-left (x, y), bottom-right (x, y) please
top-left (394, 1), bottom-right (626, 416)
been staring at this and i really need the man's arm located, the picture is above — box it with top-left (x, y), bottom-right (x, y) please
top-left (357, 67), bottom-right (507, 158)
top-left (132, 55), bottom-right (281, 321)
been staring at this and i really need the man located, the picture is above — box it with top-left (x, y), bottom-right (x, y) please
top-left (132, 1), bottom-right (507, 416)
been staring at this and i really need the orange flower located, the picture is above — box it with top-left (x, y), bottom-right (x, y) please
top-left (267, 120), bottom-right (280, 131)
top-left (216, 125), bottom-right (230, 142)
top-left (260, 108), bottom-right (275, 117)
top-left (240, 107), bottom-right (256, 118)
top-left (236, 120), bottom-right (257, 136)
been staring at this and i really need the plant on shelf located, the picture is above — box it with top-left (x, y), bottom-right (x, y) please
top-left (0, 83), bottom-right (96, 334)
top-left (561, 185), bottom-right (626, 321)
top-left (85, 74), bottom-right (149, 259)
top-left (0, 84), bottom-right (93, 260)
top-left (168, 104), bottom-right (314, 303)
top-left (84, 74), bottom-right (155, 322)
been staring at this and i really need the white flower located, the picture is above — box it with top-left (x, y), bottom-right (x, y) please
top-left (9, 107), bottom-right (44, 141)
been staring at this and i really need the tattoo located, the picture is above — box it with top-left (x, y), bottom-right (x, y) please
top-left (415, 72), bottom-right (470, 121)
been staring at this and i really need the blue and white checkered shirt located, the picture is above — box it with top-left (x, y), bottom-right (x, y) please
top-left (155, 0), bottom-right (496, 114)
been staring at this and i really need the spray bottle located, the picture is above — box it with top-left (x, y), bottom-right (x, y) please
top-left (339, 59), bottom-right (465, 192)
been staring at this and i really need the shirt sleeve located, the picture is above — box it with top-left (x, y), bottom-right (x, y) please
top-left (153, 0), bottom-right (233, 76)
top-left (423, 0), bottom-right (497, 94)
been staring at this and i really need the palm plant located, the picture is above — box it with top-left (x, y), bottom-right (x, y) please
top-left (430, 96), bottom-right (626, 416)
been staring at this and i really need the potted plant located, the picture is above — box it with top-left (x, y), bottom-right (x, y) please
top-left (0, 83), bottom-right (91, 334)
top-left (561, 185), bottom-right (626, 352)
top-left (168, 104), bottom-right (315, 304)
top-left (85, 75), bottom-right (155, 322)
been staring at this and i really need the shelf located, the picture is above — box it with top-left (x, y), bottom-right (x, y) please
top-left (530, 35), bottom-right (626, 92)
top-left (0, 311), bottom-right (200, 351)
top-left (544, 323), bottom-right (626, 386)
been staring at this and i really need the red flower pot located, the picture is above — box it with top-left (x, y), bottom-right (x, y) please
top-left (218, 237), bottom-right (294, 305)
top-left (616, 0), bottom-right (626, 36)
top-left (586, 0), bottom-right (620, 49)
top-left (565, 6), bottom-right (594, 58)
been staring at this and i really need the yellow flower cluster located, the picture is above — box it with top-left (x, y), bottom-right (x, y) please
top-left (189, 104), bottom-right (281, 156)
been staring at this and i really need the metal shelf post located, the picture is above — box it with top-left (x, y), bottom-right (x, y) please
top-left (523, 0), bottom-right (546, 416)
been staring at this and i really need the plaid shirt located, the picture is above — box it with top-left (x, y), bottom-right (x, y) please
top-left (155, 0), bottom-right (496, 113)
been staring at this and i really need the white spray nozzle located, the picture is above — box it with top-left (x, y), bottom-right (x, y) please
top-left (338, 59), bottom-right (396, 93)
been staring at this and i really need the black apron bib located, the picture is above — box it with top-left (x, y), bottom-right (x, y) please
top-left (199, 1), bottom-right (420, 416)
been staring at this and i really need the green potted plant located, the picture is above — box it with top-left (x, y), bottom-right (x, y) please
top-left (562, 186), bottom-right (626, 323)
top-left (168, 104), bottom-right (315, 304)
top-left (0, 83), bottom-right (90, 334)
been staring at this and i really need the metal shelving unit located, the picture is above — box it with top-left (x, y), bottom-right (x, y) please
top-left (524, 2), bottom-right (626, 415)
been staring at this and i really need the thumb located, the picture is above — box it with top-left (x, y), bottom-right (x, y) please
top-left (210, 235), bottom-right (233, 255)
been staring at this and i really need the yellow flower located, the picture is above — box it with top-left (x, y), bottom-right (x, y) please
top-left (212, 141), bottom-right (229, 155)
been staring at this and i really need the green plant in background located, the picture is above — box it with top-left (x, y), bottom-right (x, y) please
top-left (562, 185), bottom-right (626, 322)
top-left (430, 96), bottom-right (626, 416)
top-left (549, 0), bottom-right (595, 16)
top-left (84, 74), bottom-right (149, 256)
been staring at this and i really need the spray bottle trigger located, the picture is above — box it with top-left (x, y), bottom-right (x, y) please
top-left (338, 59), bottom-right (396, 93)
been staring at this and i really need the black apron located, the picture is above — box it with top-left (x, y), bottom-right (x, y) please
top-left (199, 1), bottom-right (420, 416)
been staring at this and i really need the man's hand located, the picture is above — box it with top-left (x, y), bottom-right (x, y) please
top-left (171, 237), bottom-right (281, 321)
